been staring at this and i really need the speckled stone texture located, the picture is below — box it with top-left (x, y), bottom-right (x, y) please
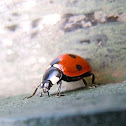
top-left (0, 0), bottom-right (126, 97)
top-left (0, 81), bottom-right (126, 126)
top-left (0, 1), bottom-right (126, 125)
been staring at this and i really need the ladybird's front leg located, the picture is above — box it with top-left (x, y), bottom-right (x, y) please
top-left (57, 81), bottom-right (62, 97)
top-left (47, 91), bottom-right (50, 97)
top-left (40, 92), bottom-right (43, 97)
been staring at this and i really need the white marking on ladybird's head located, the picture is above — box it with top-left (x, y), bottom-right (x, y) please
top-left (44, 82), bottom-right (49, 88)
top-left (50, 76), bottom-right (60, 84)
top-left (53, 64), bottom-right (60, 69)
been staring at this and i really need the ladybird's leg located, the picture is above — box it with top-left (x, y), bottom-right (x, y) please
top-left (47, 91), bottom-right (50, 97)
top-left (82, 78), bottom-right (88, 88)
top-left (89, 73), bottom-right (99, 88)
top-left (40, 92), bottom-right (43, 97)
top-left (57, 80), bottom-right (62, 85)
top-left (91, 73), bottom-right (95, 84)
top-left (57, 82), bottom-right (62, 97)
top-left (39, 82), bottom-right (43, 97)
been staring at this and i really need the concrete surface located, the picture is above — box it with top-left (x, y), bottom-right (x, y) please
top-left (0, 81), bottom-right (126, 126)
top-left (0, 0), bottom-right (126, 97)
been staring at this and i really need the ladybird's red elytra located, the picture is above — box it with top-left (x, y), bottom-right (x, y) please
top-left (25, 54), bottom-right (95, 99)
top-left (51, 54), bottom-right (92, 77)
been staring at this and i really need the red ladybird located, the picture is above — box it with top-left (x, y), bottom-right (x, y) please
top-left (26, 54), bottom-right (95, 98)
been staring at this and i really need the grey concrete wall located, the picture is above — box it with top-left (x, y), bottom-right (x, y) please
top-left (0, 81), bottom-right (126, 126)
top-left (0, 0), bottom-right (126, 97)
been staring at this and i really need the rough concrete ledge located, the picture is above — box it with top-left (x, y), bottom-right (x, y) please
top-left (0, 81), bottom-right (126, 126)
top-left (1, 110), bottom-right (126, 126)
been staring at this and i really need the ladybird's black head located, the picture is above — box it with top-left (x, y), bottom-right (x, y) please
top-left (23, 81), bottom-right (53, 99)
top-left (41, 80), bottom-right (53, 93)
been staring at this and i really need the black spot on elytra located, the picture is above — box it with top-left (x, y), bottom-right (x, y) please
top-left (69, 54), bottom-right (76, 58)
top-left (50, 58), bottom-right (60, 66)
top-left (76, 65), bottom-right (82, 71)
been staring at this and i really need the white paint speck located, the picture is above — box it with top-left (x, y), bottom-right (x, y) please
top-left (20, 20), bottom-right (31, 32)
top-left (38, 57), bottom-right (46, 63)
top-left (7, 49), bottom-right (14, 55)
top-left (22, 0), bottom-right (36, 10)
top-left (42, 13), bottom-right (61, 25)
top-left (2, 39), bottom-right (13, 46)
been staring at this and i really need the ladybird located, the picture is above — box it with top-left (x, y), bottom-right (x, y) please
top-left (26, 54), bottom-right (95, 98)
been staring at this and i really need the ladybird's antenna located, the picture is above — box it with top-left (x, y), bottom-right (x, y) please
top-left (23, 84), bottom-right (42, 100)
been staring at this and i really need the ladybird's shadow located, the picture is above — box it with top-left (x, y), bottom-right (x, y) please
top-left (53, 83), bottom-right (101, 97)
top-left (51, 86), bottom-right (89, 97)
